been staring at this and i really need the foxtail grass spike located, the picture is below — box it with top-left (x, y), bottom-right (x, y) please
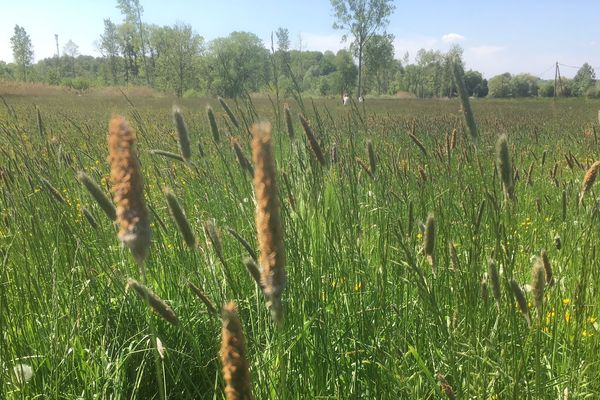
top-left (367, 140), bottom-right (376, 175)
top-left (149, 149), bottom-right (185, 162)
top-left (510, 280), bottom-right (531, 327)
top-left (172, 106), bottom-right (192, 161)
top-left (284, 103), bottom-right (294, 138)
top-left (207, 105), bottom-right (220, 143)
top-left (77, 171), bottom-right (117, 220)
top-left (452, 58), bottom-right (478, 142)
top-left (299, 114), bottom-right (327, 166)
top-left (496, 134), bottom-right (514, 201)
top-left (243, 256), bottom-right (262, 288)
top-left (164, 188), bottom-right (196, 248)
top-left (108, 116), bottom-right (151, 265)
top-left (579, 160), bottom-right (600, 206)
top-left (204, 219), bottom-right (224, 261)
top-left (220, 302), bottom-right (253, 400)
top-left (40, 177), bottom-right (66, 205)
top-left (187, 282), bottom-right (218, 317)
top-left (126, 278), bottom-right (179, 325)
top-left (218, 97), bottom-right (240, 129)
top-left (252, 122), bottom-right (286, 323)
top-left (81, 207), bottom-right (98, 229)
top-left (531, 256), bottom-right (545, 310)
top-left (488, 258), bottom-right (501, 306)
top-left (540, 249), bottom-right (554, 286)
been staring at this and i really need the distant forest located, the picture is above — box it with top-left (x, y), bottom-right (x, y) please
top-left (3, 1), bottom-right (598, 99)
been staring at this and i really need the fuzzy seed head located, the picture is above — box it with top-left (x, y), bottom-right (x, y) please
top-left (173, 106), bottom-right (192, 160)
top-left (108, 116), bottom-right (151, 265)
top-left (252, 122), bottom-right (286, 323)
top-left (531, 256), bottom-right (545, 310)
top-left (126, 278), bottom-right (179, 325)
top-left (496, 134), bottom-right (514, 201)
top-left (220, 302), bottom-right (253, 400)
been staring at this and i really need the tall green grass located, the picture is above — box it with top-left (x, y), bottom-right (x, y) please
top-left (1, 95), bottom-right (599, 398)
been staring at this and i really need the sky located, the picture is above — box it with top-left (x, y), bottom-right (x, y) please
top-left (1, 0), bottom-right (599, 79)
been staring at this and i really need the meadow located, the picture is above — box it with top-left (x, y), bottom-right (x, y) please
top-left (1, 93), bottom-right (599, 399)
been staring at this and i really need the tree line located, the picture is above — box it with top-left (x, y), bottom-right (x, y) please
top-left (3, 0), bottom-right (598, 99)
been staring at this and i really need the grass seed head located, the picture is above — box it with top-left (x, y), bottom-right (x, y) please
top-left (218, 97), bottom-right (240, 129)
top-left (488, 258), bottom-right (501, 305)
top-left (531, 256), bottom-right (545, 310)
top-left (207, 105), bottom-right (220, 143)
top-left (496, 134), bottom-right (514, 201)
top-left (126, 278), bottom-right (179, 325)
top-left (284, 103), bottom-right (294, 138)
top-left (579, 160), bottom-right (600, 206)
top-left (252, 122), bottom-right (286, 323)
top-left (108, 116), bottom-right (151, 265)
top-left (172, 106), bottom-right (192, 160)
top-left (540, 249), bottom-right (554, 286)
top-left (299, 114), bottom-right (327, 166)
top-left (77, 171), bottom-right (116, 220)
top-left (220, 302), bottom-right (253, 400)
top-left (510, 279), bottom-right (530, 327)
top-left (165, 188), bottom-right (196, 249)
top-left (187, 282), bottom-right (218, 317)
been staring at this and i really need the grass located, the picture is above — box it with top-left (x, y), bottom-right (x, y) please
top-left (1, 93), bottom-right (599, 399)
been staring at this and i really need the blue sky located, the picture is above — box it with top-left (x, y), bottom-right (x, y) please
top-left (1, 0), bottom-right (599, 78)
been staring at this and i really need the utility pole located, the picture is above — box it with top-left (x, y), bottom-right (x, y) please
top-left (554, 62), bottom-right (563, 98)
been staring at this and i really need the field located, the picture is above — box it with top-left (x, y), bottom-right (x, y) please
top-left (1, 93), bottom-right (599, 399)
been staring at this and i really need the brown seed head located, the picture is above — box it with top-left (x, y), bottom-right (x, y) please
top-left (531, 256), bottom-right (545, 310)
top-left (108, 116), bottom-right (151, 264)
top-left (126, 278), bottom-right (179, 325)
top-left (540, 249), bottom-right (554, 286)
top-left (220, 302), bottom-right (253, 400)
top-left (299, 114), bottom-right (327, 166)
top-left (252, 122), bottom-right (286, 323)
top-left (579, 160), bottom-right (600, 205)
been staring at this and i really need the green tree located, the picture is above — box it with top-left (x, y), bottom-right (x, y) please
top-left (512, 73), bottom-right (539, 97)
top-left (206, 31), bottom-right (269, 97)
top-left (99, 19), bottom-right (121, 84)
top-left (62, 40), bottom-right (79, 78)
top-left (332, 49), bottom-right (358, 95)
top-left (488, 73), bottom-right (513, 98)
top-left (117, 0), bottom-right (152, 84)
top-left (572, 63), bottom-right (596, 96)
top-left (463, 70), bottom-right (488, 97)
top-left (153, 23), bottom-right (204, 97)
top-left (330, 0), bottom-right (395, 98)
top-left (363, 33), bottom-right (395, 94)
top-left (10, 25), bottom-right (34, 81)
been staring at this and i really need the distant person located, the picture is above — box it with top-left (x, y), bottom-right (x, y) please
top-left (343, 93), bottom-right (350, 106)
top-left (358, 95), bottom-right (364, 103)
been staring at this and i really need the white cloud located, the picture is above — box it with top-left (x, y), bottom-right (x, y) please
top-left (298, 32), bottom-right (345, 53)
top-left (442, 33), bottom-right (464, 43)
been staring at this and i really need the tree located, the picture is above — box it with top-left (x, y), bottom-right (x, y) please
top-left (206, 32), bottom-right (269, 97)
top-left (117, 0), bottom-right (152, 84)
top-left (573, 63), bottom-right (596, 96)
top-left (330, 0), bottom-right (395, 98)
top-left (464, 70), bottom-right (488, 97)
top-left (512, 73), bottom-right (539, 97)
top-left (153, 23), bottom-right (204, 97)
top-left (10, 25), bottom-right (34, 81)
top-left (488, 73), bottom-right (513, 98)
top-left (363, 33), bottom-right (395, 94)
top-left (332, 49), bottom-right (358, 95)
top-left (63, 40), bottom-right (79, 77)
top-left (99, 19), bottom-right (121, 84)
